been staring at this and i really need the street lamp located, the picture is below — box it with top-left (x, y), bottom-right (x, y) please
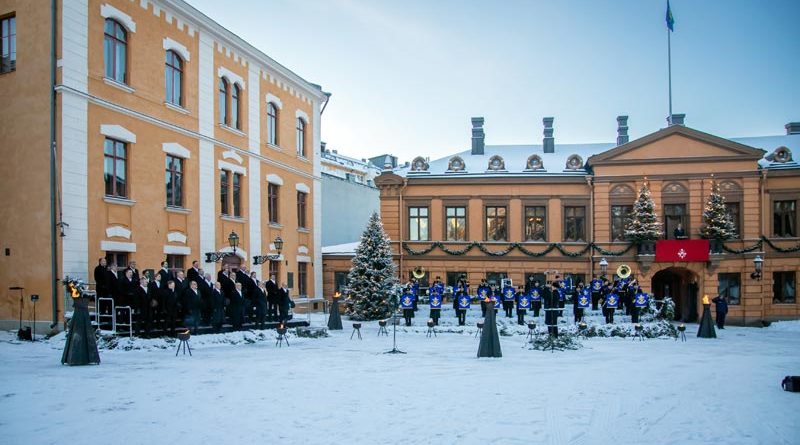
top-left (751, 255), bottom-right (763, 281)
top-left (599, 258), bottom-right (609, 277)
top-left (253, 236), bottom-right (285, 265)
top-left (228, 231), bottom-right (239, 253)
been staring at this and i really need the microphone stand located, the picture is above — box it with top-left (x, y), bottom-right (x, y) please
top-left (384, 294), bottom-right (406, 354)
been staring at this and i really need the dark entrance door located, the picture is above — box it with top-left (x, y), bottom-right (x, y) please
top-left (651, 267), bottom-right (698, 322)
top-left (222, 254), bottom-right (242, 272)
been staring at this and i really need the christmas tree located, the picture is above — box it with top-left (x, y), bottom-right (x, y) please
top-left (700, 180), bottom-right (736, 240)
top-left (625, 181), bottom-right (663, 242)
top-left (344, 212), bottom-right (399, 320)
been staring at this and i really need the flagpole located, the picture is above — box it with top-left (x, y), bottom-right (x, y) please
top-left (667, 4), bottom-right (673, 125)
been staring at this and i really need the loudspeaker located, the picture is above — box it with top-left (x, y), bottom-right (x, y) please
top-left (17, 326), bottom-right (31, 341)
top-left (781, 376), bottom-right (800, 392)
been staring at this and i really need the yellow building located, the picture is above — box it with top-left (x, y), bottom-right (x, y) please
top-left (0, 0), bottom-right (328, 331)
top-left (324, 115), bottom-right (800, 326)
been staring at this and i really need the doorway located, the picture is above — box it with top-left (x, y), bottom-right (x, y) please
top-left (651, 267), bottom-right (699, 322)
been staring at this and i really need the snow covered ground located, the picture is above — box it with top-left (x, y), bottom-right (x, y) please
top-left (1, 311), bottom-right (798, 445)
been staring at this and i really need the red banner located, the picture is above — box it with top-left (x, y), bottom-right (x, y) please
top-left (655, 239), bottom-right (710, 262)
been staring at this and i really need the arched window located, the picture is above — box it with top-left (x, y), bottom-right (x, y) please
top-left (165, 50), bottom-right (183, 106)
top-left (218, 78), bottom-right (228, 125)
top-left (267, 102), bottom-right (278, 145)
top-left (231, 84), bottom-right (241, 129)
top-left (103, 19), bottom-right (127, 83)
top-left (296, 118), bottom-right (306, 157)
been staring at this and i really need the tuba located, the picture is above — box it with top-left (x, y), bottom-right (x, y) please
top-left (616, 264), bottom-right (632, 279)
top-left (412, 266), bottom-right (426, 279)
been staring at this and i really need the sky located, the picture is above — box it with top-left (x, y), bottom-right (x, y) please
top-left (187, 0), bottom-right (800, 163)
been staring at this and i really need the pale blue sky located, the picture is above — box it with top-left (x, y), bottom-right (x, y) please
top-left (187, 0), bottom-right (799, 162)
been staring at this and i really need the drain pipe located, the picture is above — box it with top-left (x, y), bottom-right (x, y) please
top-left (49, 0), bottom-right (59, 328)
top-left (398, 178), bottom-right (407, 282)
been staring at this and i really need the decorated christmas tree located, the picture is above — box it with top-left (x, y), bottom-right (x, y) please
top-left (345, 212), bottom-right (399, 320)
top-left (700, 180), bottom-right (736, 240)
top-left (625, 181), bottom-right (663, 242)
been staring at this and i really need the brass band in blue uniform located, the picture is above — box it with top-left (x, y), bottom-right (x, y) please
top-left (515, 285), bottom-right (529, 325)
top-left (410, 278), bottom-right (420, 312)
top-left (454, 276), bottom-right (469, 326)
top-left (428, 276), bottom-right (444, 325)
top-left (590, 275), bottom-right (603, 310)
top-left (477, 279), bottom-right (490, 317)
top-left (502, 283), bottom-right (515, 318)
top-left (632, 286), bottom-right (648, 323)
top-left (529, 282), bottom-right (542, 317)
top-left (603, 282), bottom-right (619, 324)
top-left (400, 287), bottom-right (415, 326)
top-left (573, 281), bottom-right (589, 323)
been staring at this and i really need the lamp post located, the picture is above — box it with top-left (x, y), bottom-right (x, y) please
top-left (751, 255), bottom-right (763, 281)
top-left (599, 258), bottom-right (609, 278)
top-left (228, 230), bottom-right (239, 253)
top-left (253, 236), bottom-right (284, 265)
top-left (204, 231), bottom-right (240, 263)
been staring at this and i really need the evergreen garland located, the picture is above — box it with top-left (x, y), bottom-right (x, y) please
top-left (625, 181), bottom-right (663, 242)
top-left (700, 180), bottom-right (737, 240)
top-left (344, 212), bottom-right (399, 321)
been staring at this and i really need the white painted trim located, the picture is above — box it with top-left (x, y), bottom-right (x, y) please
top-left (266, 173), bottom-right (284, 185)
top-left (105, 225), bottom-right (131, 239)
top-left (163, 245), bottom-right (191, 255)
top-left (167, 231), bottom-right (187, 244)
top-left (295, 182), bottom-right (310, 193)
top-left (100, 4), bottom-right (136, 33)
top-left (218, 66), bottom-right (245, 90)
top-left (266, 93), bottom-right (283, 109)
top-left (222, 150), bottom-right (243, 164)
top-left (100, 240), bottom-right (137, 252)
top-left (163, 37), bottom-right (190, 61)
top-left (295, 109), bottom-right (309, 122)
top-left (162, 142), bottom-right (191, 159)
top-left (198, 32), bottom-right (216, 272)
top-left (218, 160), bottom-right (247, 176)
top-left (297, 255), bottom-right (311, 263)
top-left (298, 245), bottom-right (309, 254)
top-left (218, 246), bottom-right (247, 259)
top-left (100, 124), bottom-right (136, 143)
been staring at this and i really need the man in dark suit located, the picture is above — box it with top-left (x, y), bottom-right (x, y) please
top-left (184, 280), bottom-right (202, 334)
top-left (158, 261), bottom-right (174, 285)
top-left (543, 282), bottom-right (559, 337)
top-left (127, 260), bottom-right (141, 284)
top-left (174, 270), bottom-right (188, 319)
top-left (163, 280), bottom-right (178, 336)
top-left (134, 277), bottom-right (149, 336)
top-left (147, 273), bottom-right (164, 334)
top-left (186, 260), bottom-right (201, 284)
top-left (255, 281), bottom-right (268, 329)
top-left (277, 283), bottom-right (292, 324)
top-left (105, 264), bottom-right (120, 308)
top-left (265, 274), bottom-right (279, 321)
top-left (211, 281), bottom-right (226, 333)
top-left (118, 267), bottom-right (137, 309)
top-left (198, 272), bottom-right (214, 326)
top-left (230, 282), bottom-right (244, 331)
top-left (94, 257), bottom-right (109, 297)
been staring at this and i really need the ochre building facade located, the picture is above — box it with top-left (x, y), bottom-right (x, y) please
top-left (324, 116), bottom-right (800, 326)
top-left (0, 0), bottom-right (327, 330)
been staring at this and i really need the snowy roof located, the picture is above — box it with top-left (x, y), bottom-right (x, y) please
top-left (392, 133), bottom-right (799, 178)
top-left (321, 242), bottom-right (360, 255)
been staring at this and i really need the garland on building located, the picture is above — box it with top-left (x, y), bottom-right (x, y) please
top-left (625, 181), bottom-right (663, 242)
top-left (402, 241), bottom-right (634, 257)
top-left (700, 180), bottom-right (737, 240)
top-left (344, 212), bottom-right (398, 321)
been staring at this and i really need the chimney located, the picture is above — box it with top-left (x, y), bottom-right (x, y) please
top-left (543, 117), bottom-right (554, 153)
top-left (616, 115), bottom-right (629, 145)
top-left (471, 117), bottom-right (485, 155)
top-left (668, 113), bottom-right (685, 126)
top-left (320, 141), bottom-right (327, 154)
top-left (786, 122), bottom-right (800, 135)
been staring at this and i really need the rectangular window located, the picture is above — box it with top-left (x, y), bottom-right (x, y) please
top-left (486, 272), bottom-right (508, 288)
top-left (773, 200), bottom-right (797, 237)
top-left (297, 191), bottom-right (308, 228)
top-left (1, 15), bottom-right (16, 73)
top-left (220, 170), bottom-right (230, 215)
top-left (485, 206), bottom-right (507, 241)
top-left (446, 272), bottom-right (467, 289)
top-left (166, 254), bottom-right (185, 276)
top-left (610, 205), bottom-right (632, 241)
top-left (334, 271), bottom-right (348, 293)
top-left (268, 183), bottom-right (279, 224)
top-left (296, 119), bottom-right (306, 157)
top-left (104, 251), bottom-right (128, 269)
top-left (287, 272), bottom-right (294, 289)
top-left (165, 155), bottom-right (183, 207)
top-left (298, 263), bottom-right (308, 296)
top-left (267, 103), bottom-right (278, 145)
top-left (773, 271), bottom-right (796, 304)
top-left (103, 138), bottom-right (127, 198)
top-left (269, 260), bottom-right (280, 281)
top-left (564, 206), bottom-right (586, 241)
top-left (664, 204), bottom-right (687, 239)
top-left (445, 206), bottom-right (467, 241)
top-left (408, 206), bottom-right (429, 241)
top-left (718, 273), bottom-right (741, 305)
top-left (232, 173), bottom-right (242, 217)
top-left (725, 202), bottom-right (741, 239)
top-left (524, 206), bottom-right (546, 241)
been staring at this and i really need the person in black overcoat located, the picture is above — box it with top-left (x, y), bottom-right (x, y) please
top-left (186, 260), bottom-right (201, 284)
top-left (158, 261), bottom-right (174, 287)
top-left (105, 264), bottom-right (120, 305)
top-left (184, 280), bottom-right (202, 334)
top-left (211, 281), bottom-right (226, 333)
top-left (146, 273), bottom-right (163, 335)
top-left (174, 271), bottom-right (188, 319)
top-left (255, 281), bottom-right (268, 329)
top-left (542, 282), bottom-right (559, 337)
top-left (93, 257), bottom-right (109, 297)
top-left (197, 272), bottom-right (213, 326)
top-left (265, 274), bottom-right (279, 321)
top-left (127, 260), bottom-right (141, 284)
top-left (230, 282), bottom-right (244, 330)
top-left (712, 294), bottom-right (729, 329)
top-left (118, 268), bottom-right (137, 310)
top-left (163, 280), bottom-right (179, 336)
top-left (133, 277), bottom-right (149, 336)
